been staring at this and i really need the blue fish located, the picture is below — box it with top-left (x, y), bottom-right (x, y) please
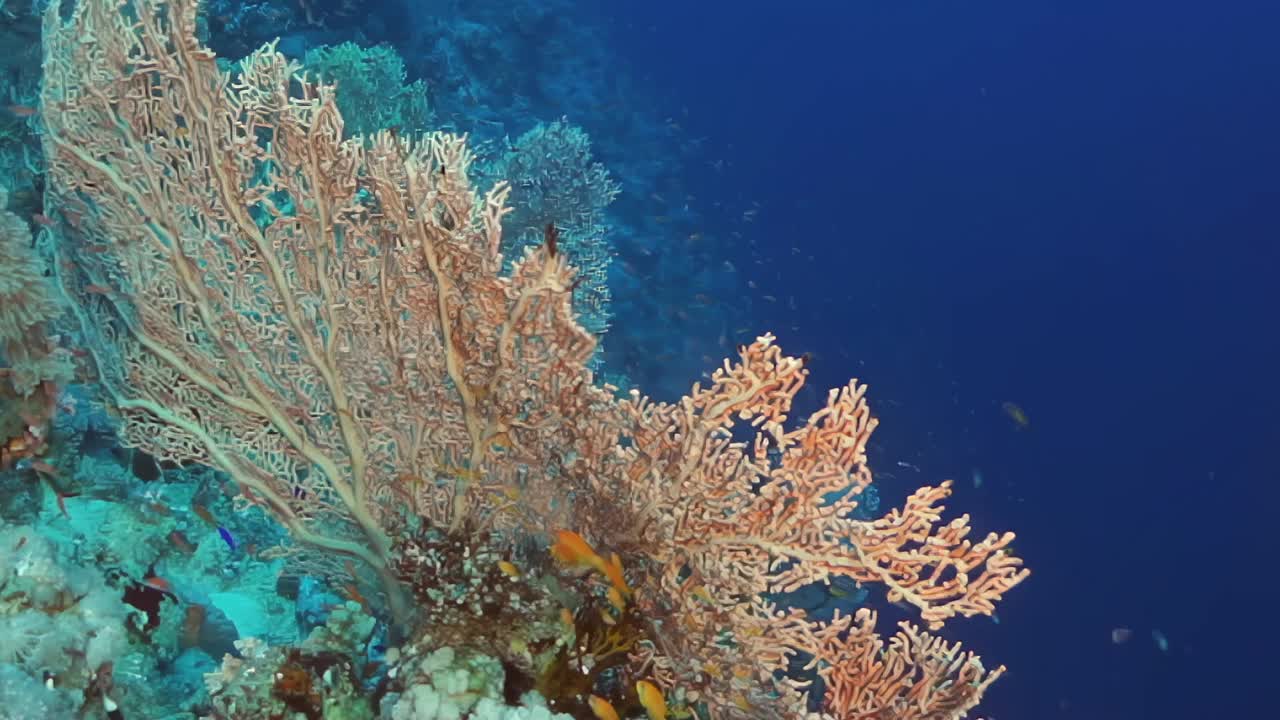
top-left (217, 526), bottom-right (236, 551)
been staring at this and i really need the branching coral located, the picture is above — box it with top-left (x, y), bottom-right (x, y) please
top-left (495, 119), bottom-right (620, 339)
top-left (0, 185), bottom-right (69, 469)
top-left (566, 336), bottom-right (1030, 717)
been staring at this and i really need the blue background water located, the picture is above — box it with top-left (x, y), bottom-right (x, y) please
top-left (601, 1), bottom-right (1278, 717)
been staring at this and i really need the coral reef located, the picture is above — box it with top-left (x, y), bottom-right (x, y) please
top-left (0, 1), bottom-right (1031, 718)
top-left (0, 526), bottom-right (137, 716)
top-left (0, 185), bottom-right (69, 470)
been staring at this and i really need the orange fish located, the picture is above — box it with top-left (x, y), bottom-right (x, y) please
top-left (588, 695), bottom-right (620, 720)
top-left (29, 460), bottom-right (58, 476)
top-left (606, 586), bottom-right (626, 613)
top-left (168, 530), bottom-right (195, 554)
top-left (180, 604), bottom-right (206, 648)
top-left (191, 503), bottom-right (218, 527)
top-left (635, 680), bottom-right (667, 720)
top-left (142, 576), bottom-right (174, 594)
top-left (550, 529), bottom-right (601, 570)
top-left (342, 582), bottom-right (369, 611)
top-left (239, 484), bottom-right (262, 507)
top-left (600, 552), bottom-right (631, 596)
top-left (551, 530), bottom-right (631, 595)
top-left (4, 104), bottom-right (36, 117)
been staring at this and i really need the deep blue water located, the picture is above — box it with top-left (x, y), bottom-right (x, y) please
top-left (602, 1), bottom-right (1279, 718)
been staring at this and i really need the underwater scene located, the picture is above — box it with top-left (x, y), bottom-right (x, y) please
top-left (1, 1), bottom-right (1275, 719)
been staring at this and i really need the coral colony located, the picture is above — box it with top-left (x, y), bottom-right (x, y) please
top-left (0, 1), bottom-right (1027, 718)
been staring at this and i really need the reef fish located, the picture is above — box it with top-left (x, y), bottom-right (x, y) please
top-left (217, 526), bottom-right (236, 551)
top-left (1001, 401), bottom-right (1030, 429)
top-left (588, 695), bottom-right (620, 720)
top-left (635, 680), bottom-right (667, 720)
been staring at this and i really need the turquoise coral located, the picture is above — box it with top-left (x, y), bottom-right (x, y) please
top-left (302, 42), bottom-right (433, 140)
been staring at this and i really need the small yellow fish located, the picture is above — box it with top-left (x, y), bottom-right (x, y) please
top-left (588, 695), bottom-right (620, 720)
top-left (1001, 401), bottom-right (1030, 429)
top-left (690, 585), bottom-right (715, 605)
top-left (497, 560), bottom-right (521, 579)
top-left (601, 551), bottom-right (631, 596)
top-left (636, 680), bottom-right (667, 720)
